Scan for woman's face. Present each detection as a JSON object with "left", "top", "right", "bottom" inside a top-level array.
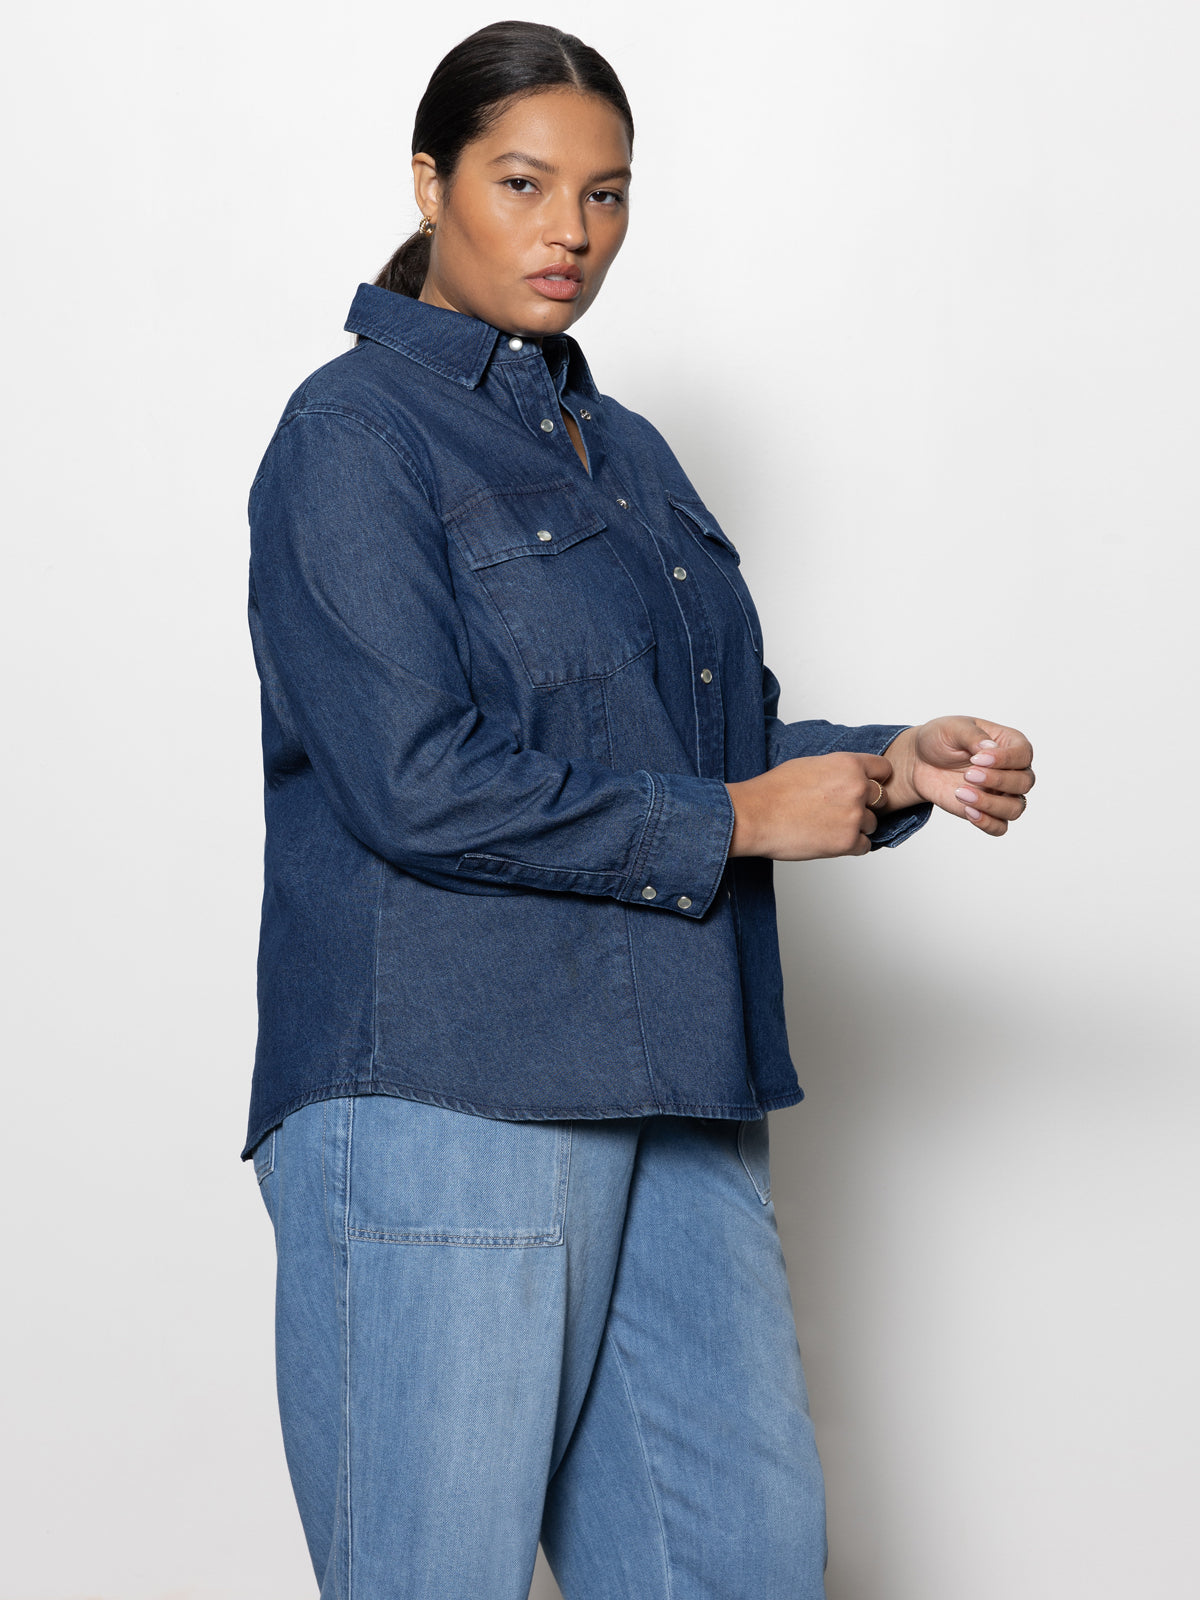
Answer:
[{"left": 412, "top": 87, "right": 632, "bottom": 340}]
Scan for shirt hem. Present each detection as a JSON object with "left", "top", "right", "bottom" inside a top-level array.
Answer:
[{"left": 241, "top": 1077, "right": 806, "bottom": 1160}]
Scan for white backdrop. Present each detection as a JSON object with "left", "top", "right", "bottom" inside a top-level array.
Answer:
[{"left": 3, "top": 3, "right": 1197, "bottom": 1597}]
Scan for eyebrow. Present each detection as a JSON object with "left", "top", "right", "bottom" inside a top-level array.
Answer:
[{"left": 487, "top": 150, "right": 632, "bottom": 185}]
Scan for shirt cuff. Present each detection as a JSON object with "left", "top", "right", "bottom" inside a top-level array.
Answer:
[
  {"left": 793, "top": 720, "right": 935, "bottom": 850},
  {"left": 870, "top": 800, "right": 934, "bottom": 849},
  {"left": 624, "top": 770, "right": 735, "bottom": 918}
]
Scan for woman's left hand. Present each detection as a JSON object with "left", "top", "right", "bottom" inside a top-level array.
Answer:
[{"left": 881, "top": 717, "right": 1035, "bottom": 836}]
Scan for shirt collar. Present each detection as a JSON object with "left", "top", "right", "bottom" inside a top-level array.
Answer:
[{"left": 344, "top": 282, "right": 600, "bottom": 401}]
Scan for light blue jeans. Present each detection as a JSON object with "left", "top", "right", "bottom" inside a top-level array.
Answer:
[{"left": 253, "top": 1094, "right": 826, "bottom": 1598}]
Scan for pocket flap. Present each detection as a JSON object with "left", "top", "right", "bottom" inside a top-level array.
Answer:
[
  {"left": 666, "top": 493, "right": 742, "bottom": 565},
  {"left": 448, "top": 483, "right": 608, "bottom": 570}
]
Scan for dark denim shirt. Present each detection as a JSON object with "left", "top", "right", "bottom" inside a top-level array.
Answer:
[{"left": 242, "top": 283, "right": 931, "bottom": 1159}]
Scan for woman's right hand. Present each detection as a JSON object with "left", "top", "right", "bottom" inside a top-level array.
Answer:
[{"left": 725, "top": 752, "right": 893, "bottom": 860}]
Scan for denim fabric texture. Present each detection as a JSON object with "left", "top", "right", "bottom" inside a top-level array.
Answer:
[
  {"left": 243, "top": 283, "right": 932, "bottom": 1159},
  {"left": 258, "top": 1095, "right": 828, "bottom": 1598}
]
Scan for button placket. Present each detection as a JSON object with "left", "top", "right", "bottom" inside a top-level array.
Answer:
[
  {"left": 638, "top": 514, "right": 727, "bottom": 780},
  {"left": 505, "top": 344, "right": 578, "bottom": 458}
]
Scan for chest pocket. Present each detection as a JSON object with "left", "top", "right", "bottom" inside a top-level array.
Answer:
[
  {"left": 447, "top": 483, "right": 654, "bottom": 687},
  {"left": 667, "top": 493, "right": 764, "bottom": 658}
]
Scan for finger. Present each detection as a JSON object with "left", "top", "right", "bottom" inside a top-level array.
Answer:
[
  {"left": 962, "top": 803, "right": 1009, "bottom": 836},
  {"left": 931, "top": 715, "right": 990, "bottom": 760},
  {"left": 860, "top": 754, "right": 893, "bottom": 784},
  {"left": 861, "top": 805, "right": 879, "bottom": 835},
  {"left": 852, "top": 829, "right": 873, "bottom": 856},
  {"left": 962, "top": 723, "right": 1035, "bottom": 771},
  {"left": 955, "top": 787, "right": 1028, "bottom": 824},
  {"left": 960, "top": 765, "right": 1036, "bottom": 796},
  {"left": 864, "top": 777, "right": 889, "bottom": 810}
]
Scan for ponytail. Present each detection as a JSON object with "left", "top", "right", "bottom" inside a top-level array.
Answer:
[{"left": 372, "top": 228, "right": 432, "bottom": 299}]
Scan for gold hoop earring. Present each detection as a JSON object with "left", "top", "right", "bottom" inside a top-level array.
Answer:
[{"left": 418, "top": 216, "right": 435, "bottom": 237}]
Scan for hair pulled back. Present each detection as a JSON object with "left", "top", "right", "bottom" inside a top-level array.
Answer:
[{"left": 371, "top": 20, "right": 634, "bottom": 300}]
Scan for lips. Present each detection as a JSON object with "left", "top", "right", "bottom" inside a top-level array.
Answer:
[
  {"left": 526, "top": 263, "right": 582, "bottom": 282},
  {"left": 525, "top": 263, "right": 583, "bottom": 301}
]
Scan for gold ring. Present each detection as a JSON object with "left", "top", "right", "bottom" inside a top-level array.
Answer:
[{"left": 867, "top": 780, "right": 886, "bottom": 809}]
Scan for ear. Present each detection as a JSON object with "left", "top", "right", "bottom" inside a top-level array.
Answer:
[{"left": 412, "top": 153, "right": 440, "bottom": 223}]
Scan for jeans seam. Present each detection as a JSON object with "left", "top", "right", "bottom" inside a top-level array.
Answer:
[
  {"left": 603, "top": 1326, "right": 673, "bottom": 1599},
  {"left": 737, "top": 1119, "right": 771, "bottom": 1205},
  {"left": 346, "top": 1229, "right": 562, "bottom": 1246},
  {"left": 254, "top": 1128, "right": 275, "bottom": 1184},
  {"left": 341, "top": 1097, "right": 355, "bottom": 1600}
]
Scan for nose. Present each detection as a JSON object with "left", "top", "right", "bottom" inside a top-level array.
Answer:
[{"left": 543, "top": 188, "right": 587, "bottom": 253}]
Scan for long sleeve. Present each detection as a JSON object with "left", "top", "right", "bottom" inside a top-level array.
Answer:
[
  {"left": 248, "top": 408, "right": 735, "bottom": 917},
  {"left": 760, "top": 660, "right": 933, "bottom": 848}
]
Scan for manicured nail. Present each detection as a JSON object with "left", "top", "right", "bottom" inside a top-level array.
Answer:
[
  {"left": 964, "top": 768, "right": 988, "bottom": 784},
  {"left": 978, "top": 739, "right": 998, "bottom": 748},
  {"left": 965, "top": 805, "right": 982, "bottom": 821},
  {"left": 970, "top": 751, "right": 997, "bottom": 766},
  {"left": 956, "top": 787, "right": 979, "bottom": 803}
]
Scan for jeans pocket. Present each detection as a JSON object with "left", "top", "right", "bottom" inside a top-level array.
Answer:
[
  {"left": 250, "top": 1127, "right": 277, "bottom": 1226},
  {"left": 252, "top": 1127, "right": 276, "bottom": 1184},
  {"left": 737, "top": 1115, "right": 771, "bottom": 1205},
  {"left": 346, "top": 1095, "right": 572, "bottom": 1247}
]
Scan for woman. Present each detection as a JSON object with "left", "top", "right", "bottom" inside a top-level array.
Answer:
[{"left": 245, "top": 21, "right": 1034, "bottom": 1599}]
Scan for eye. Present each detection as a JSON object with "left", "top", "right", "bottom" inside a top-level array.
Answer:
[
  {"left": 503, "top": 177, "right": 537, "bottom": 194},
  {"left": 589, "top": 189, "right": 626, "bottom": 207}
]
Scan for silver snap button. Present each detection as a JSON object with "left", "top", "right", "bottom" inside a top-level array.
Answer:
[
  {"left": 540, "top": 418, "right": 555, "bottom": 433},
  {"left": 700, "top": 668, "right": 713, "bottom": 683},
  {"left": 580, "top": 409, "right": 592, "bottom": 420},
  {"left": 508, "top": 337, "right": 524, "bottom": 351},
  {"left": 616, "top": 497, "right": 629, "bottom": 509},
  {"left": 673, "top": 566, "right": 687, "bottom": 580},
  {"left": 536, "top": 529, "right": 553, "bottom": 541},
  {"left": 677, "top": 895, "right": 692, "bottom": 909},
  {"left": 641, "top": 885, "right": 657, "bottom": 900}
]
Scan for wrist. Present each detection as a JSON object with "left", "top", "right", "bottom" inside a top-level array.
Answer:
[
  {"left": 881, "top": 727, "right": 923, "bottom": 810},
  {"left": 724, "top": 779, "right": 760, "bottom": 858}
]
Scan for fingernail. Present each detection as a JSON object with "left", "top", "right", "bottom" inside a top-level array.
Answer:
[
  {"left": 970, "top": 752, "right": 996, "bottom": 766},
  {"left": 964, "top": 768, "right": 988, "bottom": 784},
  {"left": 965, "top": 805, "right": 982, "bottom": 821},
  {"left": 955, "top": 787, "right": 979, "bottom": 803},
  {"left": 978, "top": 739, "right": 998, "bottom": 748}
]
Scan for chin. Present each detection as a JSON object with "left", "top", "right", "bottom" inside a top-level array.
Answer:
[
  {"left": 524, "top": 301, "right": 583, "bottom": 337},
  {"left": 492, "top": 282, "right": 590, "bottom": 340}
]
